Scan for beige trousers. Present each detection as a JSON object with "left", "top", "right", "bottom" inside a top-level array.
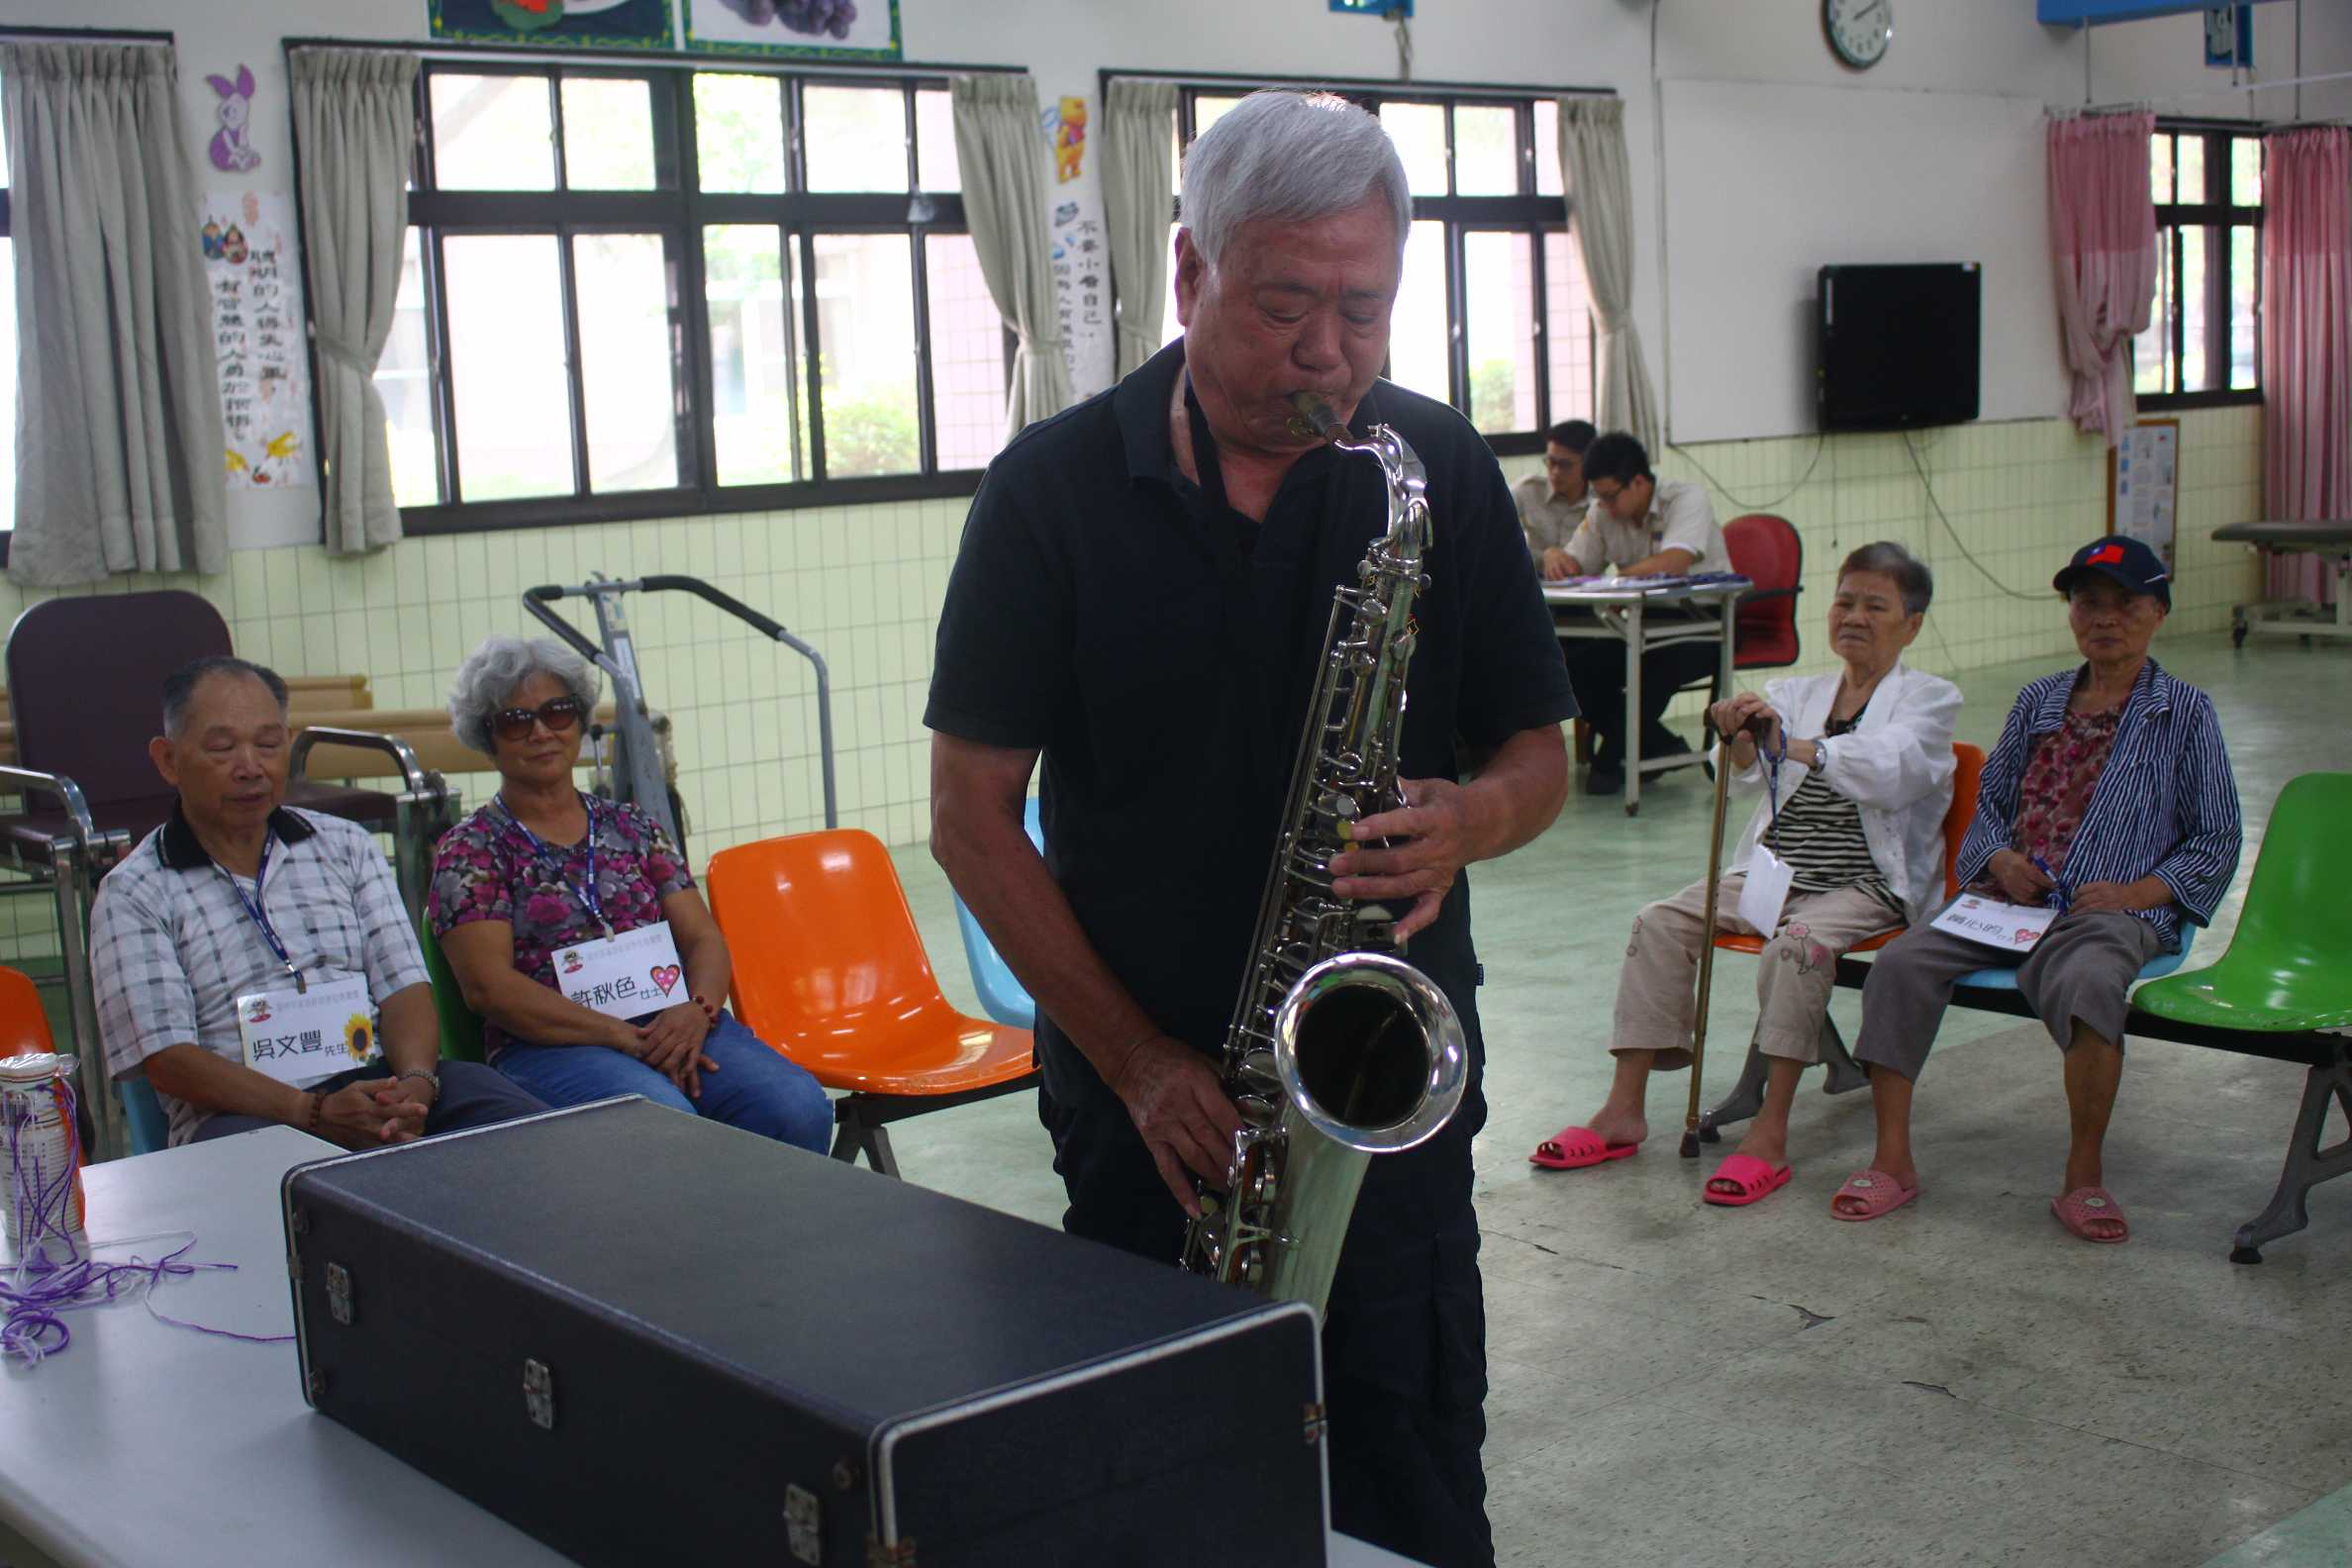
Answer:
[{"left": 1609, "top": 873, "right": 1902, "bottom": 1068}]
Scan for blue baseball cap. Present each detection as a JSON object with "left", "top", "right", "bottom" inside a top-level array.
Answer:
[{"left": 2054, "top": 536, "right": 2170, "bottom": 610}]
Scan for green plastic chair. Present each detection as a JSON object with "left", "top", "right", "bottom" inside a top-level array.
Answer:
[
  {"left": 2135, "top": 773, "right": 2352, "bottom": 1034},
  {"left": 420, "top": 922, "right": 490, "bottom": 1064}
]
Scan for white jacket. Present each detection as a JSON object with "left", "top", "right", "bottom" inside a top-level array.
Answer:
[{"left": 1715, "top": 660, "right": 1963, "bottom": 924}]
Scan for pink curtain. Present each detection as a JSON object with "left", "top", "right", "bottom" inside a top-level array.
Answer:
[
  {"left": 2261, "top": 127, "right": 2352, "bottom": 604},
  {"left": 2047, "top": 112, "right": 2158, "bottom": 444}
]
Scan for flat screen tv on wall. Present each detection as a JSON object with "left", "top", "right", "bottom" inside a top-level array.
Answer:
[{"left": 1815, "top": 262, "right": 1982, "bottom": 433}]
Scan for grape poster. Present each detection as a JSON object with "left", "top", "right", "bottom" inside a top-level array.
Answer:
[
  {"left": 684, "top": 0, "right": 902, "bottom": 60},
  {"left": 430, "top": 0, "right": 676, "bottom": 49}
]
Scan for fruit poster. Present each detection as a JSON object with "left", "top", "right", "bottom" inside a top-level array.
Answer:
[
  {"left": 684, "top": 0, "right": 903, "bottom": 60},
  {"left": 430, "top": 0, "right": 677, "bottom": 49},
  {"left": 200, "top": 192, "right": 315, "bottom": 491}
]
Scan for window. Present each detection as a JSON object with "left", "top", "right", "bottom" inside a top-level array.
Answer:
[
  {"left": 1146, "top": 82, "right": 1598, "bottom": 454},
  {"left": 2135, "top": 124, "right": 2262, "bottom": 408},
  {"left": 382, "top": 61, "right": 1009, "bottom": 531}
]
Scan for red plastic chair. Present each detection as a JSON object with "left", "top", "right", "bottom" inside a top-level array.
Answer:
[
  {"left": 1698, "top": 742, "right": 1984, "bottom": 1136},
  {"left": 1723, "top": 514, "right": 1804, "bottom": 671},
  {"left": 705, "top": 830, "right": 1037, "bottom": 1177}
]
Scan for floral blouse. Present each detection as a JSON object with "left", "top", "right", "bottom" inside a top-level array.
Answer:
[
  {"left": 427, "top": 795, "right": 693, "bottom": 1057},
  {"left": 1972, "top": 704, "right": 2122, "bottom": 897}
]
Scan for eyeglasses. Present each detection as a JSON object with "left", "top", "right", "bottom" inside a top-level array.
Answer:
[{"left": 491, "top": 696, "right": 585, "bottom": 742}]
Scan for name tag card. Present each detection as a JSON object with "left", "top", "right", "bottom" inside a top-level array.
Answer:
[
  {"left": 1929, "top": 894, "right": 2059, "bottom": 952},
  {"left": 238, "top": 974, "right": 381, "bottom": 1089},
  {"left": 554, "top": 923, "right": 688, "bottom": 1021},
  {"left": 1735, "top": 845, "right": 1796, "bottom": 936}
]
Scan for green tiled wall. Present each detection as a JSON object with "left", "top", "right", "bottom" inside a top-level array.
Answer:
[{"left": 0, "top": 407, "right": 2265, "bottom": 962}]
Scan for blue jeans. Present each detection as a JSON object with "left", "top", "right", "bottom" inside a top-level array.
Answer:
[{"left": 495, "top": 1013, "right": 833, "bottom": 1154}]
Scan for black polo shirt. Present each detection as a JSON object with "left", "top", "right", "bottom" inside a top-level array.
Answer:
[{"left": 927, "top": 339, "right": 1574, "bottom": 1126}]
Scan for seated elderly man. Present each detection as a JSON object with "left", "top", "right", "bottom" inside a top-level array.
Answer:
[
  {"left": 1532, "top": 542, "right": 1958, "bottom": 1206},
  {"left": 430, "top": 636, "right": 833, "bottom": 1152},
  {"left": 91, "top": 657, "right": 546, "bottom": 1148},
  {"left": 1837, "top": 537, "right": 2241, "bottom": 1241}
]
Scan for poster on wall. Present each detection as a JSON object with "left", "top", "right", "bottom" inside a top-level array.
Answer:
[
  {"left": 683, "top": 0, "right": 902, "bottom": 60},
  {"left": 2108, "top": 418, "right": 2179, "bottom": 563},
  {"left": 201, "top": 192, "right": 316, "bottom": 491},
  {"left": 429, "top": 0, "right": 677, "bottom": 49}
]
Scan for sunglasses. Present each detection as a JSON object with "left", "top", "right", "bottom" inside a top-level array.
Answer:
[{"left": 492, "top": 696, "right": 586, "bottom": 743}]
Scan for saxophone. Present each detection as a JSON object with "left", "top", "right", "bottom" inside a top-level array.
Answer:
[{"left": 1180, "top": 392, "right": 1469, "bottom": 1317}]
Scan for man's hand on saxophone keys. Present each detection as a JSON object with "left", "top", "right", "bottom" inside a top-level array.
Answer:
[
  {"left": 1327, "top": 776, "right": 1478, "bottom": 941},
  {"left": 1104, "top": 1032, "right": 1247, "bottom": 1217}
]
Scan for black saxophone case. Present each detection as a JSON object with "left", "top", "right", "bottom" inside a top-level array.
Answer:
[{"left": 280, "top": 1098, "right": 1327, "bottom": 1567}]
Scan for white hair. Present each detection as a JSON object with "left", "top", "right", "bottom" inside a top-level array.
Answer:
[
  {"left": 446, "top": 636, "right": 601, "bottom": 754},
  {"left": 1180, "top": 90, "right": 1412, "bottom": 272}
]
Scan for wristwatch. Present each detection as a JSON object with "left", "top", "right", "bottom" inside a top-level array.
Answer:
[{"left": 397, "top": 1068, "right": 442, "bottom": 1103}]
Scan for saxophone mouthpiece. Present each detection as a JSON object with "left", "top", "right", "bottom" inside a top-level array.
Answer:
[{"left": 1286, "top": 392, "right": 1351, "bottom": 445}]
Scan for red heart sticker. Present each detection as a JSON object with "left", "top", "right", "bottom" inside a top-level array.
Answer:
[{"left": 650, "top": 964, "right": 683, "bottom": 996}]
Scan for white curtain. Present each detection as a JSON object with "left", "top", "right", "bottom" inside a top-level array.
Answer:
[
  {"left": 2, "top": 43, "right": 226, "bottom": 587},
  {"left": 951, "top": 74, "right": 1075, "bottom": 438},
  {"left": 291, "top": 49, "right": 418, "bottom": 555},
  {"left": 1103, "top": 79, "right": 1178, "bottom": 381},
  {"left": 1557, "top": 97, "right": 1661, "bottom": 451}
]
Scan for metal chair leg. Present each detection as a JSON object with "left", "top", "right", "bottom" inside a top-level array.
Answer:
[
  {"left": 48, "top": 839, "right": 125, "bottom": 1161},
  {"left": 2230, "top": 1055, "right": 2352, "bottom": 1264},
  {"left": 1697, "top": 1037, "right": 1771, "bottom": 1141},
  {"left": 1818, "top": 1015, "right": 1869, "bottom": 1096},
  {"left": 826, "top": 1097, "right": 902, "bottom": 1178}
]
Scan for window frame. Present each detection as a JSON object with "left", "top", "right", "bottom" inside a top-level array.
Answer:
[
  {"left": 1111, "top": 69, "right": 1608, "bottom": 458},
  {"left": 2136, "top": 119, "right": 2263, "bottom": 414},
  {"left": 375, "top": 53, "right": 1011, "bottom": 537}
]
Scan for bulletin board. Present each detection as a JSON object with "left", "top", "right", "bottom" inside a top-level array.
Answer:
[{"left": 2107, "top": 418, "right": 2180, "bottom": 562}]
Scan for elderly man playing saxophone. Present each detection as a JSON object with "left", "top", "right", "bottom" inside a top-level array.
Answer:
[{"left": 924, "top": 91, "right": 1574, "bottom": 1568}]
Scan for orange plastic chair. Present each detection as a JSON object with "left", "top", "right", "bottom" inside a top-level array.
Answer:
[
  {"left": 705, "top": 830, "right": 1037, "bottom": 1177},
  {"left": 1698, "top": 741, "right": 1984, "bottom": 1138}
]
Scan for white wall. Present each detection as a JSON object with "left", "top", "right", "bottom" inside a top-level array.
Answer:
[{"left": 6, "top": 0, "right": 2349, "bottom": 526}]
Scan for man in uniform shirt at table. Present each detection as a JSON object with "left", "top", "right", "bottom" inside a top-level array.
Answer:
[
  {"left": 1514, "top": 418, "right": 1597, "bottom": 581},
  {"left": 925, "top": 91, "right": 1573, "bottom": 1568},
  {"left": 90, "top": 656, "right": 544, "bottom": 1149},
  {"left": 1554, "top": 431, "right": 1733, "bottom": 795}
]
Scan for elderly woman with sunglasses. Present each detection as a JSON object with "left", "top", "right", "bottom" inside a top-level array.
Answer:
[{"left": 427, "top": 637, "right": 833, "bottom": 1151}]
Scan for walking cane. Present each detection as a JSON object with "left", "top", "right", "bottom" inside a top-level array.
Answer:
[{"left": 1679, "top": 713, "right": 1753, "bottom": 1159}]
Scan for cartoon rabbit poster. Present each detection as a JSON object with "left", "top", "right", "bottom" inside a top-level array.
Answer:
[{"left": 199, "top": 192, "right": 316, "bottom": 491}]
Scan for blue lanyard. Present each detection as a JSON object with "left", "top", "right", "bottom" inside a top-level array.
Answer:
[
  {"left": 224, "top": 834, "right": 305, "bottom": 992},
  {"left": 499, "top": 793, "right": 612, "bottom": 935}
]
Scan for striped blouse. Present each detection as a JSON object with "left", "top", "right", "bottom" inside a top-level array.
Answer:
[
  {"left": 1764, "top": 713, "right": 1901, "bottom": 913},
  {"left": 1955, "top": 658, "right": 2242, "bottom": 949}
]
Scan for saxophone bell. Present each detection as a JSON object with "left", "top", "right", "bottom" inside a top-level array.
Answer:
[{"left": 1275, "top": 952, "right": 1467, "bottom": 1156}]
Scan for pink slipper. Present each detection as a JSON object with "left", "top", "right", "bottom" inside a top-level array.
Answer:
[
  {"left": 2050, "top": 1186, "right": 2129, "bottom": 1243},
  {"left": 1703, "top": 1153, "right": 1793, "bottom": 1207},
  {"left": 1829, "top": 1167, "right": 1918, "bottom": 1222},
  {"left": 1529, "top": 1126, "right": 1639, "bottom": 1170}
]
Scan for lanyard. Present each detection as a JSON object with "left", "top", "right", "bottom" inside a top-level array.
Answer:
[
  {"left": 499, "top": 793, "right": 612, "bottom": 935},
  {"left": 224, "top": 833, "right": 305, "bottom": 993},
  {"left": 1182, "top": 373, "right": 1231, "bottom": 515}
]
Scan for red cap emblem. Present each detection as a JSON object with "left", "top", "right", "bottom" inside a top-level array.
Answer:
[{"left": 2088, "top": 543, "right": 2126, "bottom": 565}]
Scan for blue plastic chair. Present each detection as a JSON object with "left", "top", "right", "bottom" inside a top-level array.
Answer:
[
  {"left": 953, "top": 798, "right": 1044, "bottom": 1029},
  {"left": 1956, "top": 921, "right": 2196, "bottom": 991},
  {"left": 120, "top": 1077, "right": 169, "bottom": 1156}
]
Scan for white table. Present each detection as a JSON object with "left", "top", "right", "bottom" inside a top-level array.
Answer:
[
  {"left": 0, "top": 1129, "right": 1425, "bottom": 1568},
  {"left": 1543, "top": 576, "right": 1751, "bottom": 816}
]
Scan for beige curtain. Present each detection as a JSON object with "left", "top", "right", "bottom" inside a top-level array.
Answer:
[
  {"left": 951, "top": 74, "right": 1075, "bottom": 437},
  {"left": 292, "top": 48, "right": 418, "bottom": 555},
  {"left": 1103, "top": 79, "right": 1178, "bottom": 381},
  {"left": 2, "top": 43, "right": 226, "bottom": 587},
  {"left": 1557, "top": 97, "right": 1661, "bottom": 452}
]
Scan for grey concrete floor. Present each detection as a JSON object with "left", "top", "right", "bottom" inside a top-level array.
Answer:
[{"left": 882, "top": 631, "right": 2352, "bottom": 1568}]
